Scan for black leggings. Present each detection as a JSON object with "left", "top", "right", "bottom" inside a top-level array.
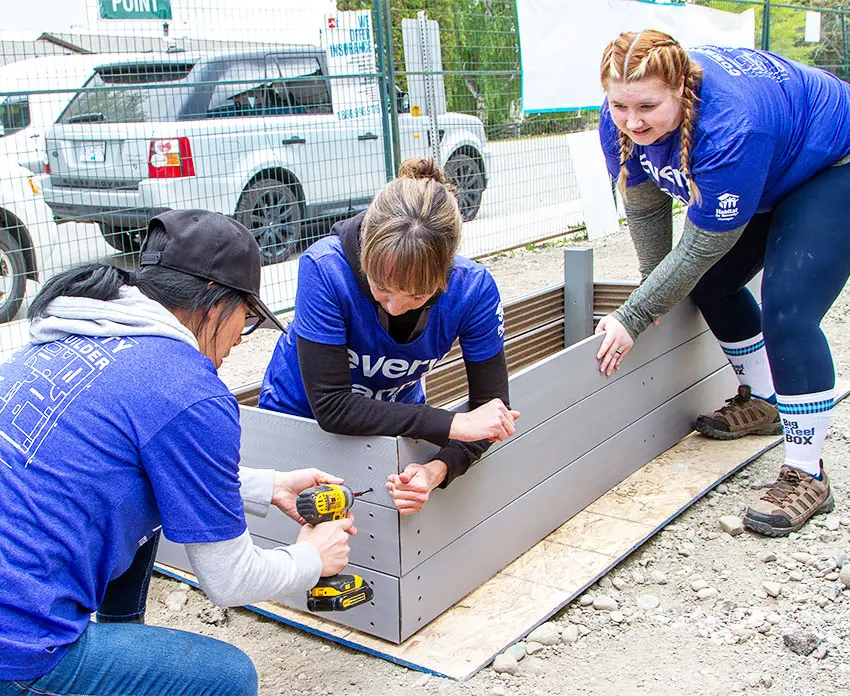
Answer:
[{"left": 689, "top": 162, "right": 850, "bottom": 396}]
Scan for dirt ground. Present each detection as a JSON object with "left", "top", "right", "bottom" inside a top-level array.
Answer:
[{"left": 150, "top": 222, "right": 850, "bottom": 696}]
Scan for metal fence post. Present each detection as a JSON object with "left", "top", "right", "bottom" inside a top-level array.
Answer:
[
  {"left": 563, "top": 248, "right": 594, "bottom": 348},
  {"left": 842, "top": 5, "right": 849, "bottom": 81},
  {"left": 761, "top": 0, "right": 771, "bottom": 52},
  {"left": 381, "top": 0, "right": 402, "bottom": 174},
  {"left": 373, "top": 0, "right": 395, "bottom": 182}
]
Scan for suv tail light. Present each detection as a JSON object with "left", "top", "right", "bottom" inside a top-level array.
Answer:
[{"left": 149, "top": 137, "right": 195, "bottom": 178}]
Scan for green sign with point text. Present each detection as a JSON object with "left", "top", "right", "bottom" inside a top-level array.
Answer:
[{"left": 99, "top": 0, "right": 172, "bottom": 20}]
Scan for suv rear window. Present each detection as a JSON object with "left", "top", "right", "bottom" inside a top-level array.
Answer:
[
  {"left": 58, "top": 55, "right": 332, "bottom": 124},
  {"left": 59, "top": 62, "right": 197, "bottom": 124}
]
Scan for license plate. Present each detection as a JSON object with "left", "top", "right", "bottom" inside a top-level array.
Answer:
[{"left": 79, "top": 142, "right": 106, "bottom": 163}]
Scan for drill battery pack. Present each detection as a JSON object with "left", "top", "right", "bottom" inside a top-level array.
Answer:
[{"left": 307, "top": 574, "right": 374, "bottom": 612}]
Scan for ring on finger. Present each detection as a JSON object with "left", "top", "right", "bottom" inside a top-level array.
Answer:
[{"left": 615, "top": 349, "right": 623, "bottom": 355}]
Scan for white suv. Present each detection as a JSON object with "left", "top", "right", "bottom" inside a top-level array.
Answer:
[{"left": 42, "top": 48, "right": 490, "bottom": 263}]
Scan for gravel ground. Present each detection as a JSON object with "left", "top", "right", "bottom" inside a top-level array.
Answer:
[{"left": 151, "top": 219, "right": 850, "bottom": 696}]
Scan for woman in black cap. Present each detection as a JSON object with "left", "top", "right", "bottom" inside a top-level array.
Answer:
[{"left": 0, "top": 210, "right": 351, "bottom": 695}]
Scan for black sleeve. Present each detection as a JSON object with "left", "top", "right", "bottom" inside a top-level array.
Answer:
[
  {"left": 297, "top": 336, "right": 454, "bottom": 444},
  {"left": 435, "top": 349, "right": 510, "bottom": 488}
]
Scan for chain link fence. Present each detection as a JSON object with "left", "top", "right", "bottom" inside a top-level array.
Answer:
[
  {"left": 0, "top": 0, "right": 848, "bottom": 374},
  {"left": 697, "top": 1, "right": 850, "bottom": 78}
]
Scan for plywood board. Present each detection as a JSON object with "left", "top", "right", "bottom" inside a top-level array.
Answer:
[{"left": 398, "top": 329, "right": 728, "bottom": 572}]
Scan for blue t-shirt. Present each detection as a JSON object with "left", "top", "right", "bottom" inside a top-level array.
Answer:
[
  {"left": 0, "top": 335, "right": 246, "bottom": 680},
  {"left": 259, "top": 235, "right": 505, "bottom": 417},
  {"left": 600, "top": 46, "right": 850, "bottom": 231}
]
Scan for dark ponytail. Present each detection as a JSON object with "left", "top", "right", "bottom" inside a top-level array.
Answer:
[{"left": 28, "top": 265, "right": 130, "bottom": 319}]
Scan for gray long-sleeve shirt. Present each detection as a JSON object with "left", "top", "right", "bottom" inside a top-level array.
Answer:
[
  {"left": 612, "top": 179, "right": 745, "bottom": 338},
  {"left": 185, "top": 467, "right": 323, "bottom": 607}
]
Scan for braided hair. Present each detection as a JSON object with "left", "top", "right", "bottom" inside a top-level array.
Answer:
[{"left": 600, "top": 30, "right": 703, "bottom": 203}]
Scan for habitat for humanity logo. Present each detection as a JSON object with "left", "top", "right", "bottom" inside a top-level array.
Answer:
[{"left": 715, "top": 193, "right": 740, "bottom": 222}]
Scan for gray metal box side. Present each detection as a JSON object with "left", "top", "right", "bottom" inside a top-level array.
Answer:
[
  {"left": 155, "top": 535, "right": 401, "bottom": 643},
  {"left": 398, "top": 367, "right": 737, "bottom": 640},
  {"left": 249, "top": 500, "right": 401, "bottom": 576},
  {"left": 397, "top": 299, "right": 715, "bottom": 469},
  {"left": 398, "top": 329, "right": 727, "bottom": 573},
  {"left": 239, "top": 405, "right": 398, "bottom": 508}
]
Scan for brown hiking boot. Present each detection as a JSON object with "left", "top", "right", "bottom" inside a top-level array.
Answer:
[
  {"left": 695, "top": 385, "right": 781, "bottom": 440},
  {"left": 743, "top": 464, "right": 833, "bottom": 537}
]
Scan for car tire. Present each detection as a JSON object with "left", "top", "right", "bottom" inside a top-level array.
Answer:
[
  {"left": 235, "top": 177, "right": 304, "bottom": 265},
  {"left": 0, "top": 229, "right": 28, "bottom": 324},
  {"left": 445, "top": 153, "right": 485, "bottom": 222},
  {"left": 100, "top": 224, "right": 141, "bottom": 254}
]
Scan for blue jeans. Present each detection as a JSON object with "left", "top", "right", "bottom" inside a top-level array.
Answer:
[{"left": 0, "top": 535, "right": 258, "bottom": 696}]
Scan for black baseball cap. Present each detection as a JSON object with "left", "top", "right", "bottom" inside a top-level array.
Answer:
[{"left": 140, "top": 209, "right": 286, "bottom": 332}]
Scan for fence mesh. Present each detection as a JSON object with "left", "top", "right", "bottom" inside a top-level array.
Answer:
[{"left": 0, "top": 0, "right": 848, "bottom": 385}]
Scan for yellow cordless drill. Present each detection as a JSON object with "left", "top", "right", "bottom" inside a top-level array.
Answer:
[{"left": 296, "top": 484, "right": 374, "bottom": 612}]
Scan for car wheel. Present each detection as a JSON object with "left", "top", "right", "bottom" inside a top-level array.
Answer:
[
  {"left": 99, "top": 224, "right": 141, "bottom": 254},
  {"left": 235, "top": 177, "right": 303, "bottom": 265},
  {"left": 0, "top": 229, "right": 28, "bottom": 324},
  {"left": 445, "top": 153, "right": 484, "bottom": 222}
]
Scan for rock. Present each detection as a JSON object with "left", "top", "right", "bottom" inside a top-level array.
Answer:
[
  {"left": 506, "top": 643, "right": 526, "bottom": 662},
  {"left": 791, "top": 552, "right": 813, "bottom": 564},
  {"left": 823, "top": 516, "right": 840, "bottom": 532},
  {"left": 632, "top": 571, "right": 646, "bottom": 585},
  {"left": 759, "top": 675, "right": 774, "bottom": 688},
  {"left": 491, "top": 685, "right": 507, "bottom": 696},
  {"left": 716, "top": 483, "right": 729, "bottom": 494},
  {"left": 597, "top": 576, "right": 613, "bottom": 590},
  {"left": 164, "top": 589, "right": 189, "bottom": 612},
  {"left": 611, "top": 577, "right": 627, "bottom": 591},
  {"left": 561, "top": 624, "right": 580, "bottom": 644},
  {"left": 637, "top": 594, "right": 660, "bottom": 611},
  {"left": 527, "top": 623, "right": 560, "bottom": 646},
  {"left": 813, "top": 644, "right": 829, "bottom": 660},
  {"left": 789, "top": 570, "right": 804, "bottom": 582},
  {"left": 762, "top": 582, "right": 782, "bottom": 598},
  {"left": 697, "top": 587, "right": 718, "bottom": 600},
  {"left": 825, "top": 572, "right": 839, "bottom": 581},
  {"left": 719, "top": 516, "right": 744, "bottom": 536},
  {"left": 783, "top": 631, "right": 820, "bottom": 656},
  {"left": 579, "top": 593, "right": 594, "bottom": 607},
  {"left": 650, "top": 570, "right": 668, "bottom": 585},
  {"left": 593, "top": 595, "right": 619, "bottom": 612},
  {"left": 766, "top": 612, "right": 781, "bottom": 625},
  {"left": 815, "top": 596, "right": 830, "bottom": 608},
  {"left": 840, "top": 518, "right": 850, "bottom": 527},
  {"left": 691, "top": 579, "right": 709, "bottom": 592},
  {"left": 677, "top": 543, "right": 695, "bottom": 557},
  {"left": 839, "top": 564, "right": 850, "bottom": 587},
  {"left": 492, "top": 652, "right": 519, "bottom": 675},
  {"left": 760, "top": 552, "right": 778, "bottom": 563},
  {"left": 610, "top": 611, "right": 625, "bottom": 624},
  {"left": 757, "top": 623, "right": 771, "bottom": 634},
  {"left": 525, "top": 641, "right": 544, "bottom": 655},
  {"left": 197, "top": 605, "right": 228, "bottom": 627},
  {"left": 412, "top": 675, "right": 430, "bottom": 688}
]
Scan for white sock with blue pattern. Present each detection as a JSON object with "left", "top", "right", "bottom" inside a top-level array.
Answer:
[
  {"left": 777, "top": 389, "right": 834, "bottom": 478},
  {"left": 718, "top": 333, "right": 776, "bottom": 402}
]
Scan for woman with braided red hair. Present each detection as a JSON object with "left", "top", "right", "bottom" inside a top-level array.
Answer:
[{"left": 595, "top": 30, "right": 850, "bottom": 537}]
